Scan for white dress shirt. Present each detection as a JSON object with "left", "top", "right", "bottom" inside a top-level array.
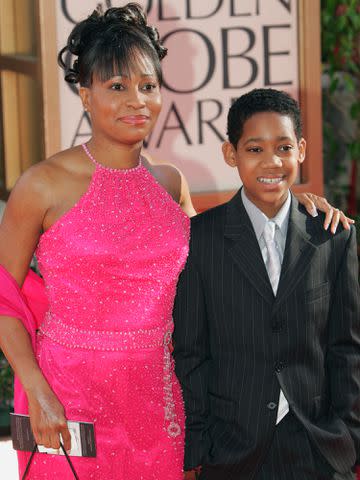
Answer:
[{"left": 241, "top": 188, "right": 291, "bottom": 424}]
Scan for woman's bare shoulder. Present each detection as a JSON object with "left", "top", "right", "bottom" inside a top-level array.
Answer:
[
  {"left": 142, "top": 152, "right": 196, "bottom": 215},
  {"left": 40, "top": 145, "right": 87, "bottom": 176},
  {"left": 143, "top": 152, "right": 182, "bottom": 201},
  {"left": 144, "top": 152, "right": 180, "bottom": 175},
  {"left": 9, "top": 146, "right": 86, "bottom": 209},
  {"left": 143, "top": 152, "right": 195, "bottom": 215},
  {"left": 152, "top": 162, "right": 182, "bottom": 186}
]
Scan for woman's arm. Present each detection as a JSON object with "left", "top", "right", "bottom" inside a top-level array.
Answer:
[
  {"left": 0, "top": 165, "right": 71, "bottom": 451},
  {"left": 141, "top": 151, "right": 197, "bottom": 217},
  {"left": 1, "top": 315, "right": 71, "bottom": 450},
  {"left": 179, "top": 172, "right": 197, "bottom": 217}
]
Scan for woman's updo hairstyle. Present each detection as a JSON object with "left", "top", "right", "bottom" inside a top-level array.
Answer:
[{"left": 58, "top": 3, "right": 168, "bottom": 86}]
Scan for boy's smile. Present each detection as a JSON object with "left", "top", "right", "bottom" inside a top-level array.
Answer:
[{"left": 223, "top": 111, "right": 306, "bottom": 218}]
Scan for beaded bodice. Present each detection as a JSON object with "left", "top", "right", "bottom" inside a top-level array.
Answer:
[{"left": 36, "top": 152, "right": 190, "bottom": 351}]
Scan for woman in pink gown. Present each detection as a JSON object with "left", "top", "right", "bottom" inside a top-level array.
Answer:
[
  {"left": 31, "top": 142, "right": 190, "bottom": 478},
  {"left": 0, "top": 4, "right": 194, "bottom": 479}
]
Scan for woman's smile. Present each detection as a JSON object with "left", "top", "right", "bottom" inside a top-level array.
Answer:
[{"left": 119, "top": 114, "right": 150, "bottom": 125}]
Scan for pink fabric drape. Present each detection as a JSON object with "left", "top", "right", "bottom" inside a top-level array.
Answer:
[
  {"left": 0, "top": 265, "right": 47, "bottom": 476},
  {"left": 0, "top": 265, "right": 47, "bottom": 414}
]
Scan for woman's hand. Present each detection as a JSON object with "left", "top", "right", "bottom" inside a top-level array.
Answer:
[
  {"left": 184, "top": 466, "right": 201, "bottom": 479},
  {"left": 27, "top": 381, "right": 71, "bottom": 452},
  {"left": 184, "top": 471, "right": 198, "bottom": 480},
  {"left": 295, "top": 192, "right": 355, "bottom": 234}
]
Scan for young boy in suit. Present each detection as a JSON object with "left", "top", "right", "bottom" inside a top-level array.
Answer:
[{"left": 173, "top": 89, "right": 360, "bottom": 480}]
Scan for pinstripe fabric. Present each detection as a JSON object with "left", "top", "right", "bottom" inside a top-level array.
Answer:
[
  {"left": 173, "top": 190, "right": 360, "bottom": 479},
  {"left": 199, "top": 413, "right": 356, "bottom": 480}
]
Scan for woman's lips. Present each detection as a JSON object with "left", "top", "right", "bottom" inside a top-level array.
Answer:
[{"left": 119, "top": 115, "right": 149, "bottom": 125}]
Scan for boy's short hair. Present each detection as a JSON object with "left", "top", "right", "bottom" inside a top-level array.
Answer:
[{"left": 227, "top": 88, "right": 303, "bottom": 147}]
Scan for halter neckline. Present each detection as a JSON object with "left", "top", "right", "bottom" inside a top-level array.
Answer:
[{"left": 82, "top": 143, "right": 142, "bottom": 173}]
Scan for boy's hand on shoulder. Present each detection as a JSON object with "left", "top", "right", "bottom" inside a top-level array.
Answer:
[{"left": 294, "top": 192, "right": 355, "bottom": 233}]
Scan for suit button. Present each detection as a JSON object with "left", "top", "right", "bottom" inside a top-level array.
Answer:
[
  {"left": 267, "top": 402, "right": 277, "bottom": 410},
  {"left": 274, "top": 361, "right": 285, "bottom": 373},
  {"left": 272, "top": 321, "right": 283, "bottom": 332}
]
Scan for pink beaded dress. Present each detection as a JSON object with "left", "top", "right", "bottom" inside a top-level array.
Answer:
[{"left": 24, "top": 145, "right": 189, "bottom": 479}]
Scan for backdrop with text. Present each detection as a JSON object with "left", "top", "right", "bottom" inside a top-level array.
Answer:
[{"left": 56, "top": 0, "right": 302, "bottom": 196}]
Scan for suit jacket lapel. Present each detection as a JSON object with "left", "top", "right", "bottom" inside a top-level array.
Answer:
[
  {"left": 273, "top": 195, "right": 318, "bottom": 313},
  {"left": 224, "top": 191, "right": 274, "bottom": 305}
]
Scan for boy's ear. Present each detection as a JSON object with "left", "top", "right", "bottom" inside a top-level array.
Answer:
[
  {"left": 222, "top": 141, "right": 238, "bottom": 168},
  {"left": 79, "top": 87, "right": 91, "bottom": 113},
  {"left": 298, "top": 138, "right": 306, "bottom": 164}
]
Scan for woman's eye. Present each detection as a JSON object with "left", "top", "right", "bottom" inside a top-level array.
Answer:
[
  {"left": 110, "top": 83, "right": 124, "bottom": 91},
  {"left": 142, "top": 83, "right": 157, "bottom": 91}
]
